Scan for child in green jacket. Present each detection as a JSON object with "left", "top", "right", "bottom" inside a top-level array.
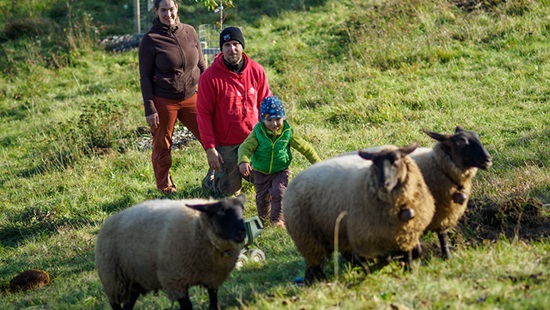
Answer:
[{"left": 238, "top": 96, "right": 321, "bottom": 227}]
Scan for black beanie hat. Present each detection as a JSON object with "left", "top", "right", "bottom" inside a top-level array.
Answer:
[{"left": 219, "top": 27, "right": 245, "bottom": 50}]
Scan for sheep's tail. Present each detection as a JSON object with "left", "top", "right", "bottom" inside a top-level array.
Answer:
[{"left": 333, "top": 211, "right": 348, "bottom": 281}]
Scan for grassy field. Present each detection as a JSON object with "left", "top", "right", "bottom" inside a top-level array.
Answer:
[{"left": 1, "top": 0, "right": 549, "bottom": 308}]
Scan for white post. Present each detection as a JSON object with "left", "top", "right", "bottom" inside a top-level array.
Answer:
[{"left": 134, "top": 0, "right": 141, "bottom": 34}]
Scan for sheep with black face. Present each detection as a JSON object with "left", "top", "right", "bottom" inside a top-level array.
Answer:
[
  {"left": 95, "top": 195, "right": 247, "bottom": 310},
  {"left": 410, "top": 126, "right": 492, "bottom": 259},
  {"left": 283, "top": 144, "right": 435, "bottom": 284}
]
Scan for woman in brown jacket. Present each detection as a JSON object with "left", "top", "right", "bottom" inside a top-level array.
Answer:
[{"left": 139, "top": 0, "right": 205, "bottom": 194}]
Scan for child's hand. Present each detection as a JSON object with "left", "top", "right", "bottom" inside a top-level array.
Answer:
[{"left": 239, "top": 162, "right": 252, "bottom": 176}]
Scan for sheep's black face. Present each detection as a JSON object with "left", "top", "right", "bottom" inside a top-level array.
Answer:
[
  {"left": 424, "top": 127, "right": 492, "bottom": 170},
  {"left": 216, "top": 204, "right": 246, "bottom": 243},
  {"left": 452, "top": 129, "right": 492, "bottom": 170},
  {"left": 359, "top": 144, "right": 417, "bottom": 193},
  {"left": 186, "top": 195, "right": 247, "bottom": 243},
  {"left": 212, "top": 196, "right": 247, "bottom": 243},
  {"left": 373, "top": 152, "right": 404, "bottom": 193}
]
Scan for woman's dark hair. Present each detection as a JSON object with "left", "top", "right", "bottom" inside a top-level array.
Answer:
[{"left": 154, "top": 0, "right": 178, "bottom": 10}]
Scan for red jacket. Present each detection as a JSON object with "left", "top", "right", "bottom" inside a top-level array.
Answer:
[{"left": 197, "top": 53, "right": 271, "bottom": 149}]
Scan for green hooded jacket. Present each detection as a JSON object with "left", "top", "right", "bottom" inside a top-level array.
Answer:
[{"left": 238, "top": 120, "right": 321, "bottom": 174}]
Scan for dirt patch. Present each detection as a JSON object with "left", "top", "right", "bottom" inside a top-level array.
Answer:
[
  {"left": 418, "top": 197, "right": 549, "bottom": 258},
  {"left": 134, "top": 125, "right": 197, "bottom": 151},
  {"left": 453, "top": 0, "right": 503, "bottom": 11},
  {"left": 458, "top": 196, "right": 550, "bottom": 243}
]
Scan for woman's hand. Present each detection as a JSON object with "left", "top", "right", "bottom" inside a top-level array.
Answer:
[{"left": 146, "top": 113, "right": 159, "bottom": 128}]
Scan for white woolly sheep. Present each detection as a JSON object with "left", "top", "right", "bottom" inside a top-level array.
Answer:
[
  {"left": 283, "top": 144, "right": 435, "bottom": 284},
  {"left": 95, "top": 195, "right": 247, "bottom": 310},
  {"left": 410, "top": 126, "right": 492, "bottom": 259}
]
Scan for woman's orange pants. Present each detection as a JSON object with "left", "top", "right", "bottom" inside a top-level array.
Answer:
[{"left": 151, "top": 94, "right": 202, "bottom": 191}]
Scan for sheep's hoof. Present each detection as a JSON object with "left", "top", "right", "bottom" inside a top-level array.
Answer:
[
  {"left": 452, "top": 192, "right": 467, "bottom": 204},
  {"left": 305, "top": 266, "right": 327, "bottom": 286},
  {"left": 399, "top": 208, "right": 415, "bottom": 222}
]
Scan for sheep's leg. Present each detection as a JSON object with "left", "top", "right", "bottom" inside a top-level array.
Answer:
[
  {"left": 121, "top": 291, "right": 140, "bottom": 310},
  {"left": 206, "top": 287, "right": 219, "bottom": 310},
  {"left": 438, "top": 232, "right": 452, "bottom": 259},
  {"left": 342, "top": 252, "right": 371, "bottom": 274},
  {"left": 109, "top": 303, "right": 122, "bottom": 310},
  {"left": 177, "top": 294, "right": 193, "bottom": 310},
  {"left": 402, "top": 250, "right": 413, "bottom": 272},
  {"left": 374, "top": 250, "right": 414, "bottom": 272},
  {"left": 305, "top": 265, "right": 327, "bottom": 285},
  {"left": 412, "top": 243, "right": 423, "bottom": 259},
  {"left": 370, "top": 255, "right": 392, "bottom": 273}
]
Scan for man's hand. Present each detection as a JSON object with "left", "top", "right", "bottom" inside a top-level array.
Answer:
[{"left": 206, "top": 148, "right": 224, "bottom": 171}]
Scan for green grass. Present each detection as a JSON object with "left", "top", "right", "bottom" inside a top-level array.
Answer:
[{"left": 1, "top": 0, "right": 549, "bottom": 308}]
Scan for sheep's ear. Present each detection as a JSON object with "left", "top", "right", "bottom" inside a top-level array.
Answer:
[
  {"left": 399, "top": 142, "right": 418, "bottom": 155},
  {"left": 235, "top": 194, "right": 247, "bottom": 205},
  {"left": 358, "top": 150, "right": 374, "bottom": 160},
  {"left": 455, "top": 126, "right": 465, "bottom": 133},
  {"left": 185, "top": 202, "right": 217, "bottom": 215},
  {"left": 422, "top": 129, "right": 450, "bottom": 142}
]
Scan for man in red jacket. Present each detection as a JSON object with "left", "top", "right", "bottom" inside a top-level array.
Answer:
[{"left": 197, "top": 27, "right": 272, "bottom": 197}]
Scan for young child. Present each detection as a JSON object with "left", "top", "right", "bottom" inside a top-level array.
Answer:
[{"left": 238, "top": 96, "right": 321, "bottom": 227}]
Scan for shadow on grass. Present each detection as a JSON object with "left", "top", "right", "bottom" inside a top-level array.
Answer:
[
  {"left": 220, "top": 257, "right": 305, "bottom": 308},
  {"left": 14, "top": 165, "right": 49, "bottom": 179},
  {"left": 418, "top": 194, "right": 550, "bottom": 261},
  {"left": 170, "top": 185, "right": 209, "bottom": 200},
  {"left": 0, "top": 195, "right": 138, "bottom": 248}
]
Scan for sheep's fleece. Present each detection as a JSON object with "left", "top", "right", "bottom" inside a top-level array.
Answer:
[
  {"left": 410, "top": 127, "right": 492, "bottom": 233},
  {"left": 283, "top": 145, "right": 435, "bottom": 280},
  {"left": 409, "top": 127, "right": 492, "bottom": 258},
  {"left": 95, "top": 195, "right": 246, "bottom": 308}
]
